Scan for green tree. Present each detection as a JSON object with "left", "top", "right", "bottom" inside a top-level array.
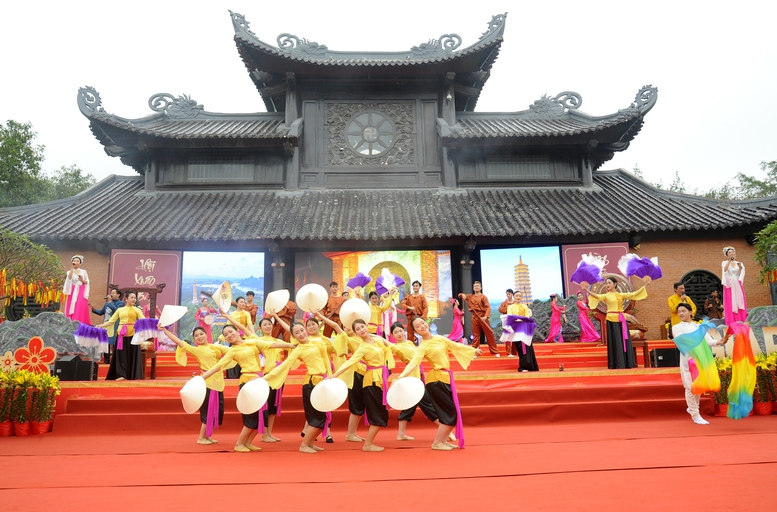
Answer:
[
  {"left": 43, "top": 164, "right": 96, "bottom": 201},
  {"left": 0, "top": 120, "right": 47, "bottom": 207},
  {"left": 736, "top": 160, "right": 777, "bottom": 199},
  {"left": 0, "top": 120, "right": 96, "bottom": 207}
]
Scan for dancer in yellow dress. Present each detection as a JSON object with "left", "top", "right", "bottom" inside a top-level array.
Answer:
[
  {"left": 397, "top": 316, "right": 481, "bottom": 450},
  {"left": 159, "top": 324, "right": 229, "bottom": 444},
  {"left": 582, "top": 277, "right": 648, "bottom": 369},
  {"left": 329, "top": 317, "right": 395, "bottom": 452},
  {"left": 201, "top": 316, "right": 293, "bottom": 452},
  {"left": 263, "top": 317, "right": 335, "bottom": 454}
]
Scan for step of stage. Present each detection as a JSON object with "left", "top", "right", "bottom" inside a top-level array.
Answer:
[
  {"left": 53, "top": 369, "right": 710, "bottom": 435},
  {"left": 95, "top": 339, "right": 680, "bottom": 379}
]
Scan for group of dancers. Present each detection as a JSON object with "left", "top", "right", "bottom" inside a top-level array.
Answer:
[{"left": 162, "top": 285, "right": 481, "bottom": 453}]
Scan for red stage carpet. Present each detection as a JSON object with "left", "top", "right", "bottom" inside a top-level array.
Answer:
[{"left": 2, "top": 417, "right": 775, "bottom": 511}]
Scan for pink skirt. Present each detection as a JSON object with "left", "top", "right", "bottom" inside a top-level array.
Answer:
[{"left": 65, "top": 286, "right": 91, "bottom": 325}]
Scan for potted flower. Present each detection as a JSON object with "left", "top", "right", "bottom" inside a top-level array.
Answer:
[
  {"left": 0, "top": 371, "right": 13, "bottom": 436},
  {"left": 10, "top": 370, "right": 35, "bottom": 435},
  {"left": 712, "top": 357, "right": 732, "bottom": 416},
  {"left": 31, "top": 372, "right": 59, "bottom": 433},
  {"left": 753, "top": 353, "right": 773, "bottom": 415}
]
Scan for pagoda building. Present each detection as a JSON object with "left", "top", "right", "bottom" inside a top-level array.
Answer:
[
  {"left": 1, "top": 11, "right": 776, "bottom": 333},
  {"left": 513, "top": 257, "right": 533, "bottom": 303}
]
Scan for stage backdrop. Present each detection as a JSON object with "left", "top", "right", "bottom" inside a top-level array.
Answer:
[
  {"left": 109, "top": 249, "right": 182, "bottom": 313},
  {"left": 561, "top": 242, "right": 630, "bottom": 296},
  {"left": 295, "top": 250, "right": 455, "bottom": 336}
]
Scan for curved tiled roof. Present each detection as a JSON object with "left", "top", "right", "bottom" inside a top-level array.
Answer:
[
  {"left": 2, "top": 171, "right": 776, "bottom": 243},
  {"left": 230, "top": 11, "right": 506, "bottom": 69}
]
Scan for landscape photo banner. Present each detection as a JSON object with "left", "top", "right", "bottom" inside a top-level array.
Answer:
[
  {"left": 561, "top": 242, "right": 629, "bottom": 296},
  {"left": 109, "top": 249, "right": 182, "bottom": 312}
]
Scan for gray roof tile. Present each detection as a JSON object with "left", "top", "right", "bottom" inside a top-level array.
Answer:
[{"left": 2, "top": 172, "right": 776, "bottom": 243}]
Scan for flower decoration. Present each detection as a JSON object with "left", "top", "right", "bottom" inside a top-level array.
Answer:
[
  {"left": 1, "top": 351, "right": 16, "bottom": 372},
  {"left": 13, "top": 337, "right": 56, "bottom": 374}
]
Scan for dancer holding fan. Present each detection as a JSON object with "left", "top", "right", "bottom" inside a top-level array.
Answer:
[
  {"left": 96, "top": 291, "right": 145, "bottom": 380},
  {"left": 160, "top": 324, "right": 229, "bottom": 444},
  {"left": 503, "top": 291, "right": 538, "bottom": 371},
  {"left": 582, "top": 276, "right": 650, "bottom": 369}
]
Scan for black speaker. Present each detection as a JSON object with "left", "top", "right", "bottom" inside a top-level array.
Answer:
[
  {"left": 54, "top": 355, "right": 98, "bottom": 381},
  {"left": 651, "top": 348, "right": 680, "bottom": 367}
]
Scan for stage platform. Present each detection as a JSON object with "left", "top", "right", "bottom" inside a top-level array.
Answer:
[{"left": 52, "top": 340, "right": 710, "bottom": 436}]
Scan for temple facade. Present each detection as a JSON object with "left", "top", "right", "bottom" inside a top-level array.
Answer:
[{"left": 1, "top": 12, "right": 776, "bottom": 335}]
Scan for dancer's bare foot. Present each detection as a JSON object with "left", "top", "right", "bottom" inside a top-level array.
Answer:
[
  {"left": 362, "top": 444, "right": 384, "bottom": 452},
  {"left": 116, "top": 377, "right": 126, "bottom": 381},
  {"left": 432, "top": 442, "right": 454, "bottom": 451},
  {"left": 444, "top": 441, "right": 458, "bottom": 448},
  {"left": 448, "top": 433, "right": 457, "bottom": 442},
  {"left": 262, "top": 435, "right": 278, "bottom": 443},
  {"left": 196, "top": 438, "right": 212, "bottom": 445},
  {"left": 396, "top": 434, "right": 414, "bottom": 441},
  {"left": 299, "top": 445, "right": 318, "bottom": 454},
  {"left": 206, "top": 437, "right": 218, "bottom": 443},
  {"left": 246, "top": 444, "right": 262, "bottom": 451},
  {"left": 270, "top": 434, "right": 281, "bottom": 442},
  {"left": 234, "top": 445, "right": 251, "bottom": 453},
  {"left": 311, "top": 444, "right": 324, "bottom": 451},
  {"left": 345, "top": 434, "right": 365, "bottom": 442}
]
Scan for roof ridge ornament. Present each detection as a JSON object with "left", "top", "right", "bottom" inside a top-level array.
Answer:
[
  {"left": 613, "top": 85, "right": 659, "bottom": 119},
  {"left": 148, "top": 93, "right": 204, "bottom": 119},
  {"left": 525, "top": 91, "right": 582, "bottom": 119},
  {"left": 229, "top": 11, "right": 255, "bottom": 37},
  {"left": 479, "top": 13, "right": 507, "bottom": 41},
  {"left": 410, "top": 34, "right": 463, "bottom": 57},
  {"left": 277, "top": 33, "right": 330, "bottom": 57},
  {"left": 77, "top": 86, "right": 110, "bottom": 119}
]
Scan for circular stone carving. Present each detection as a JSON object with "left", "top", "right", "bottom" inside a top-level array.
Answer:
[{"left": 345, "top": 111, "right": 396, "bottom": 157}]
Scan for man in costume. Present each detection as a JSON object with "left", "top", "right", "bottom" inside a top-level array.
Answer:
[
  {"left": 322, "top": 281, "right": 346, "bottom": 337},
  {"left": 271, "top": 299, "right": 297, "bottom": 342},
  {"left": 401, "top": 280, "right": 428, "bottom": 341},
  {"left": 668, "top": 282, "right": 696, "bottom": 327},
  {"left": 459, "top": 281, "right": 498, "bottom": 356}
]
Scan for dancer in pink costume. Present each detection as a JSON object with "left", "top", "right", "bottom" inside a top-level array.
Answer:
[
  {"left": 544, "top": 294, "right": 567, "bottom": 343},
  {"left": 576, "top": 291, "right": 601, "bottom": 342},
  {"left": 722, "top": 246, "right": 747, "bottom": 324},
  {"left": 447, "top": 298, "right": 465, "bottom": 343}
]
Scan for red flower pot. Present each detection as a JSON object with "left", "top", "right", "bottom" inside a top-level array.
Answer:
[
  {"left": 772, "top": 401, "right": 777, "bottom": 414},
  {"left": 13, "top": 421, "right": 32, "bottom": 436},
  {"left": 32, "top": 420, "right": 53, "bottom": 434},
  {"left": 753, "top": 401, "right": 772, "bottom": 416},
  {"left": 0, "top": 421, "right": 12, "bottom": 436},
  {"left": 713, "top": 403, "right": 728, "bottom": 417}
]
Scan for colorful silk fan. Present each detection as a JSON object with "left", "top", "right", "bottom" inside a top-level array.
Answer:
[
  {"left": 617, "top": 254, "right": 663, "bottom": 282},
  {"left": 346, "top": 272, "right": 372, "bottom": 289},
  {"left": 671, "top": 320, "right": 721, "bottom": 395},
  {"left": 375, "top": 268, "right": 405, "bottom": 296},
  {"left": 726, "top": 322, "right": 756, "bottom": 420},
  {"left": 570, "top": 254, "right": 606, "bottom": 285},
  {"left": 73, "top": 324, "right": 109, "bottom": 349},
  {"left": 504, "top": 315, "right": 537, "bottom": 346}
]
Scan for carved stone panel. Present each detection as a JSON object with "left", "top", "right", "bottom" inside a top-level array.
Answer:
[{"left": 326, "top": 103, "right": 415, "bottom": 166}]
